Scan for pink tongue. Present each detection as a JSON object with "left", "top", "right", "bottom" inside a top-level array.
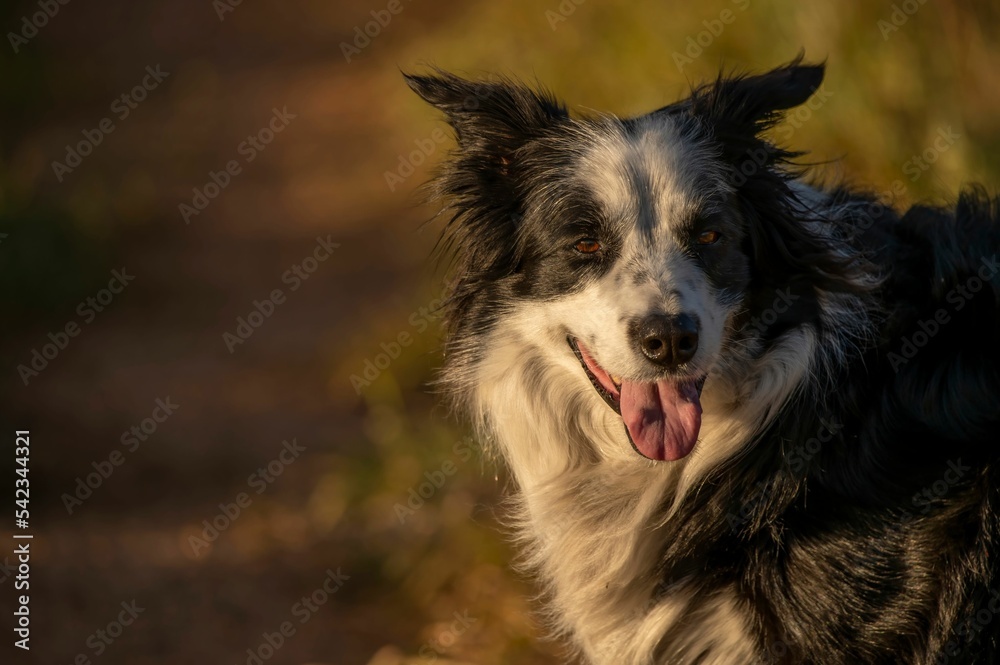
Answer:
[{"left": 620, "top": 379, "right": 702, "bottom": 461}]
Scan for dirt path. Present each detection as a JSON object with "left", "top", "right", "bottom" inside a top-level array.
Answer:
[{"left": 0, "top": 0, "right": 566, "bottom": 663}]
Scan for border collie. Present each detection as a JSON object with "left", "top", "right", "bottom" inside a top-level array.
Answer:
[{"left": 405, "top": 59, "right": 1000, "bottom": 665}]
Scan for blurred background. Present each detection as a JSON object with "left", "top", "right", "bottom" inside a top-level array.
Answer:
[{"left": 1, "top": 0, "right": 998, "bottom": 663}]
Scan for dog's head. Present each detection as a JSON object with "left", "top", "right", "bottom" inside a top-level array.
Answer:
[{"left": 408, "top": 60, "right": 864, "bottom": 463}]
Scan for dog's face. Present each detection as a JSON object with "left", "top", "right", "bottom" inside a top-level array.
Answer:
[
  {"left": 408, "top": 62, "right": 836, "bottom": 463},
  {"left": 514, "top": 118, "right": 751, "bottom": 461}
]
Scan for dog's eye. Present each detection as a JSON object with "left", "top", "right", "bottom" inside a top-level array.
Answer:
[
  {"left": 574, "top": 238, "right": 602, "bottom": 254},
  {"left": 696, "top": 230, "right": 721, "bottom": 245}
]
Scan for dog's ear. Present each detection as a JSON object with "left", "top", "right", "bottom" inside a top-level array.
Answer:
[
  {"left": 683, "top": 59, "right": 866, "bottom": 294},
  {"left": 404, "top": 70, "right": 568, "bottom": 173},
  {"left": 686, "top": 57, "right": 824, "bottom": 148},
  {"left": 404, "top": 72, "right": 568, "bottom": 283}
]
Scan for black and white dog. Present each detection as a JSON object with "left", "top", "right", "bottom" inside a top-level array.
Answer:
[{"left": 406, "top": 59, "right": 1000, "bottom": 664}]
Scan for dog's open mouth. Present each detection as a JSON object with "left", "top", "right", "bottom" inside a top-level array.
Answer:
[{"left": 569, "top": 338, "right": 705, "bottom": 462}]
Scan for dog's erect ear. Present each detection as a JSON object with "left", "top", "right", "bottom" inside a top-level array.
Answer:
[
  {"left": 404, "top": 72, "right": 568, "bottom": 283},
  {"left": 686, "top": 59, "right": 864, "bottom": 295},
  {"left": 404, "top": 70, "right": 568, "bottom": 170},
  {"left": 687, "top": 57, "right": 825, "bottom": 142}
]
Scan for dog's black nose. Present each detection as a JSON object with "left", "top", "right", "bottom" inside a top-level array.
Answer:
[{"left": 635, "top": 314, "right": 699, "bottom": 367}]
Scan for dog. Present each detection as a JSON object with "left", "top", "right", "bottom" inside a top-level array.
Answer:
[{"left": 405, "top": 58, "right": 1000, "bottom": 664}]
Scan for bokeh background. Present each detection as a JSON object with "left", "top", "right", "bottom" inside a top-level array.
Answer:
[{"left": 2, "top": 0, "right": 999, "bottom": 663}]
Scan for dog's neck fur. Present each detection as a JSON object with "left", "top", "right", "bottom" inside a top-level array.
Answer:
[{"left": 469, "top": 333, "right": 814, "bottom": 663}]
